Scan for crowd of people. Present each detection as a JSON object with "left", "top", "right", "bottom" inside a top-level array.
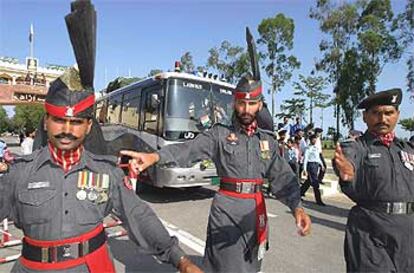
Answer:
[{"left": 275, "top": 117, "right": 327, "bottom": 205}]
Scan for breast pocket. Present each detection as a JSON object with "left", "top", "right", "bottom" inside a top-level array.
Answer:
[
  {"left": 17, "top": 188, "right": 57, "bottom": 224},
  {"left": 223, "top": 143, "right": 236, "bottom": 154},
  {"left": 76, "top": 199, "right": 104, "bottom": 225},
  {"left": 364, "top": 158, "right": 380, "bottom": 168}
]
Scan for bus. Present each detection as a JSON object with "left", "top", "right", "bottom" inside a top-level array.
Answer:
[{"left": 95, "top": 70, "right": 235, "bottom": 189}]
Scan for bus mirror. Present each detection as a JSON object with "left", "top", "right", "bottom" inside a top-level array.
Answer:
[{"left": 150, "top": 94, "right": 160, "bottom": 109}]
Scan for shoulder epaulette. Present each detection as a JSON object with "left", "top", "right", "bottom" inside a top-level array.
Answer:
[
  {"left": 341, "top": 138, "right": 356, "bottom": 144},
  {"left": 257, "top": 127, "right": 277, "bottom": 138},
  {"left": 15, "top": 149, "right": 40, "bottom": 163},
  {"left": 85, "top": 150, "right": 117, "bottom": 166}
]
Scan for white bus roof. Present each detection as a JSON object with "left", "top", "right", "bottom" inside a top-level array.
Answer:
[
  {"left": 154, "top": 72, "right": 235, "bottom": 89},
  {"left": 98, "top": 71, "right": 236, "bottom": 100}
]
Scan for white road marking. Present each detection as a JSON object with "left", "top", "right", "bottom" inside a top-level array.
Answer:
[
  {"left": 267, "top": 213, "right": 278, "bottom": 218},
  {"left": 160, "top": 218, "right": 205, "bottom": 255}
]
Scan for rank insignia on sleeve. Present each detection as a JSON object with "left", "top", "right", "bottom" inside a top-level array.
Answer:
[
  {"left": 259, "top": 140, "right": 271, "bottom": 160},
  {"left": 226, "top": 133, "right": 239, "bottom": 145}
]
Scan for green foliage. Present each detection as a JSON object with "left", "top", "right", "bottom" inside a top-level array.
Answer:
[
  {"left": 293, "top": 74, "right": 330, "bottom": 124},
  {"left": 106, "top": 76, "right": 141, "bottom": 93},
  {"left": 13, "top": 105, "right": 44, "bottom": 132},
  {"left": 393, "top": 0, "right": 414, "bottom": 94},
  {"left": 206, "top": 41, "right": 249, "bottom": 84},
  {"left": 277, "top": 98, "right": 305, "bottom": 119},
  {"left": 180, "top": 52, "right": 195, "bottom": 73},
  {"left": 257, "top": 13, "right": 301, "bottom": 118},
  {"left": 0, "top": 106, "right": 9, "bottom": 133},
  {"left": 311, "top": 0, "right": 403, "bottom": 132},
  {"left": 399, "top": 117, "right": 414, "bottom": 133},
  {"left": 148, "top": 69, "right": 163, "bottom": 77}
]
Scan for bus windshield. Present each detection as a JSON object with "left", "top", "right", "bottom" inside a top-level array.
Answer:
[{"left": 164, "top": 78, "right": 233, "bottom": 140}]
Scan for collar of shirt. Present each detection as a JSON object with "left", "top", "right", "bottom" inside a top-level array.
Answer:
[
  {"left": 33, "top": 145, "right": 101, "bottom": 174},
  {"left": 48, "top": 142, "right": 83, "bottom": 173},
  {"left": 233, "top": 119, "right": 259, "bottom": 137},
  {"left": 364, "top": 131, "right": 400, "bottom": 147}
]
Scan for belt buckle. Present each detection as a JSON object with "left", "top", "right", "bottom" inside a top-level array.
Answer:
[
  {"left": 392, "top": 202, "right": 405, "bottom": 214},
  {"left": 241, "top": 183, "right": 252, "bottom": 194},
  {"left": 61, "top": 243, "right": 79, "bottom": 260}
]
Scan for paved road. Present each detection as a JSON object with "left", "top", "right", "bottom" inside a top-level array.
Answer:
[{"left": 1, "top": 137, "right": 354, "bottom": 272}]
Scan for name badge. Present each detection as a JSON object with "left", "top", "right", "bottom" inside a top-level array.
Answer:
[
  {"left": 28, "top": 181, "right": 50, "bottom": 189},
  {"left": 368, "top": 153, "right": 382, "bottom": 159}
]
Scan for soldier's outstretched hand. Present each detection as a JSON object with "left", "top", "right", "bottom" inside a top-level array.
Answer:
[
  {"left": 294, "top": 208, "right": 311, "bottom": 236},
  {"left": 178, "top": 256, "right": 204, "bottom": 273},
  {"left": 120, "top": 150, "right": 160, "bottom": 173},
  {"left": 333, "top": 143, "right": 355, "bottom": 182}
]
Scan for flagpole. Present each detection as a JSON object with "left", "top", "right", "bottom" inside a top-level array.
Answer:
[{"left": 29, "top": 23, "right": 34, "bottom": 58}]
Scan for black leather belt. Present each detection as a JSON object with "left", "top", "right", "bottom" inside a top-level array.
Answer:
[
  {"left": 358, "top": 201, "right": 414, "bottom": 215},
  {"left": 22, "top": 229, "right": 106, "bottom": 263},
  {"left": 220, "top": 182, "right": 263, "bottom": 194}
]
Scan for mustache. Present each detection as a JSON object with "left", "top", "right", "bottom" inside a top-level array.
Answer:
[
  {"left": 54, "top": 133, "right": 78, "bottom": 141},
  {"left": 239, "top": 113, "right": 254, "bottom": 119},
  {"left": 375, "top": 123, "right": 389, "bottom": 128}
]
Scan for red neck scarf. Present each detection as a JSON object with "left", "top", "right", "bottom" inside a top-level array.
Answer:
[
  {"left": 48, "top": 142, "right": 83, "bottom": 173},
  {"left": 243, "top": 120, "right": 258, "bottom": 137},
  {"left": 372, "top": 131, "right": 396, "bottom": 147}
]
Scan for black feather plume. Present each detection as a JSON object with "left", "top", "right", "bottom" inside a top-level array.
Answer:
[
  {"left": 246, "top": 27, "right": 260, "bottom": 81},
  {"left": 65, "top": 0, "right": 96, "bottom": 90}
]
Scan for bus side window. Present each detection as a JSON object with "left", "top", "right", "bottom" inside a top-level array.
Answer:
[
  {"left": 121, "top": 92, "right": 140, "bottom": 129},
  {"left": 107, "top": 94, "right": 123, "bottom": 124}
]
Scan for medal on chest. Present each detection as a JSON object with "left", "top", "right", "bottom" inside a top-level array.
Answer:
[
  {"left": 399, "top": 151, "right": 414, "bottom": 171},
  {"left": 77, "top": 172, "right": 87, "bottom": 200},
  {"left": 259, "top": 140, "right": 271, "bottom": 160},
  {"left": 77, "top": 171, "right": 110, "bottom": 203}
]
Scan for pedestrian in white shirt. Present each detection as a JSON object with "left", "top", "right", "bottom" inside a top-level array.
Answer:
[{"left": 21, "top": 130, "right": 34, "bottom": 155}]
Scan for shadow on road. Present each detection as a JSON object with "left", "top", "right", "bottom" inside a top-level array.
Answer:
[
  {"left": 301, "top": 200, "right": 350, "bottom": 218},
  {"left": 308, "top": 214, "right": 347, "bottom": 232},
  {"left": 109, "top": 237, "right": 203, "bottom": 272},
  {"left": 137, "top": 185, "right": 216, "bottom": 204}
]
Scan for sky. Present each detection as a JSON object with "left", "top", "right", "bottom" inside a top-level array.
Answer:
[{"left": 0, "top": 0, "right": 412, "bottom": 138}]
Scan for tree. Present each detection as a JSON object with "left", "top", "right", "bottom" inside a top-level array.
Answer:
[
  {"left": 148, "top": 69, "right": 163, "bottom": 77},
  {"left": 357, "top": 0, "right": 403, "bottom": 94},
  {"left": 13, "top": 104, "right": 44, "bottom": 132},
  {"left": 310, "top": 0, "right": 403, "bottom": 138},
  {"left": 0, "top": 106, "right": 9, "bottom": 133},
  {"left": 336, "top": 48, "right": 367, "bottom": 128},
  {"left": 257, "top": 13, "right": 301, "bottom": 118},
  {"left": 399, "top": 117, "right": 414, "bottom": 135},
  {"left": 206, "top": 40, "right": 250, "bottom": 84},
  {"left": 293, "top": 74, "right": 329, "bottom": 125},
  {"left": 394, "top": 0, "right": 414, "bottom": 95},
  {"left": 277, "top": 98, "right": 306, "bottom": 120},
  {"left": 106, "top": 76, "right": 141, "bottom": 93},
  {"left": 180, "top": 52, "right": 195, "bottom": 73}
]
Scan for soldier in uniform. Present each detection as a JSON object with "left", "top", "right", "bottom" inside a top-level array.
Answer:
[
  {"left": 334, "top": 88, "right": 414, "bottom": 272},
  {"left": 0, "top": 1, "right": 202, "bottom": 273},
  {"left": 121, "top": 27, "right": 311, "bottom": 273}
]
